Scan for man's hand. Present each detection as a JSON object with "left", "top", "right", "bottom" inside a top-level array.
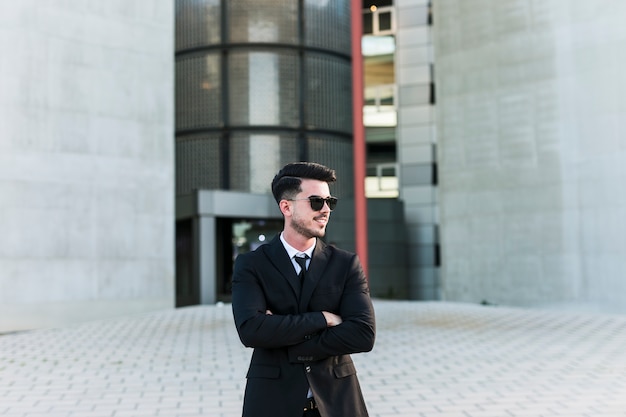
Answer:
[{"left": 322, "top": 311, "right": 343, "bottom": 327}]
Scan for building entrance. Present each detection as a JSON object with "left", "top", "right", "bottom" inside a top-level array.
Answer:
[
  {"left": 175, "top": 190, "right": 284, "bottom": 307},
  {"left": 216, "top": 218, "right": 283, "bottom": 302}
]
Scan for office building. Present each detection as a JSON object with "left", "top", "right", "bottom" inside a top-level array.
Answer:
[{"left": 4, "top": 0, "right": 626, "bottom": 332}]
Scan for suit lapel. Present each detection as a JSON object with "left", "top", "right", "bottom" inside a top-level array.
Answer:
[
  {"left": 263, "top": 236, "right": 301, "bottom": 298},
  {"left": 299, "top": 239, "right": 329, "bottom": 312}
]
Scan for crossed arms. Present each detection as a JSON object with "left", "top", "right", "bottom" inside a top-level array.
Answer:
[{"left": 231, "top": 254, "right": 376, "bottom": 362}]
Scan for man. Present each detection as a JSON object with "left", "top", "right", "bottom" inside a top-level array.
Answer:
[{"left": 232, "top": 162, "right": 376, "bottom": 417}]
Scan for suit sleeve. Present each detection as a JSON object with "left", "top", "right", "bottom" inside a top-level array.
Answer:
[
  {"left": 231, "top": 253, "right": 328, "bottom": 349},
  {"left": 287, "top": 254, "right": 376, "bottom": 362}
]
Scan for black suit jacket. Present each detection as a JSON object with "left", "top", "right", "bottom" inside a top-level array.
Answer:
[{"left": 232, "top": 236, "right": 376, "bottom": 417}]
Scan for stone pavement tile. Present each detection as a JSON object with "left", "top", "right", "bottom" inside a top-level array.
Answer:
[
  {"left": 464, "top": 414, "right": 517, "bottom": 417},
  {"left": 17, "top": 413, "right": 67, "bottom": 417},
  {"left": 3, "top": 301, "right": 626, "bottom": 416},
  {"left": 0, "top": 304, "right": 246, "bottom": 417},
  {"left": 356, "top": 301, "right": 626, "bottom": 417}
]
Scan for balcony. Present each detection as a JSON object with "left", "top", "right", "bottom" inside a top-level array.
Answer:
[
  {"left": 364, "top": 83, "right": 396, "bottom": 127},
  {"left": 366, "top": 162, "right": 399, "bottom": 198}
]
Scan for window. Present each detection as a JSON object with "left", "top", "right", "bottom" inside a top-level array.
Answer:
[{"left": 362, "top": 5, "right": 395, "bottom": 36}]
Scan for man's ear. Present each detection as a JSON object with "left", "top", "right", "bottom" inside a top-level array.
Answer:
[{"left": 278, "top": 200, "right": 291, "bottom": 217}]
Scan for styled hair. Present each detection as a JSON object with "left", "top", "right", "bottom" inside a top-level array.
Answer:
[{"left": 271, "top": 162, "right": 336, "bottom": 204}]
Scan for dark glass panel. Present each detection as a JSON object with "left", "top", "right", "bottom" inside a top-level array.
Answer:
[
  {"left": 175, "top": 134, "right": 222, "bottom": 194},
  {"left": 305, "top": 54, "right": 353, "bottom": 134},
  {"left": 229, "top": 51, "right": 300, "bottom": 128},
  {"left": 363, "top": 12, "right": 373, "bottom": 35},
  {"left": 305, "top": 0, "right": 351, "bottom": 55},
  {"left": 175, "top": 0, "right": 221, "bottom": 50},
  {"left": 229, "top": 0, "right": 298, "bottom": 44},
  {"left": 175, "top": 219, "right": 198, "bottom": 307},
  {"left": 176, "top": 54, "right": 222, "bottom": 130},
  {"left": 229, "top": 132, "right": 299, "bottom": 193},
  {"left": 378, "top": 10, "right": 392, "bottom": 31},
  {"left": 362, "top": 0, "right": 393, "bottom": 7}
]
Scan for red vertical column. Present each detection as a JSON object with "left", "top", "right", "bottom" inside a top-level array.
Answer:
[{"left": 351, "top": 0, "right": 368, "bottom": 279}]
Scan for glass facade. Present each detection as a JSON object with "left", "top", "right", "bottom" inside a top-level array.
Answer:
[
  {"left": 175, "top": 0, "right": 354, "bottom": 196},
  {"left": 175, "top": 54, "right": 221, "bottom": 131},
  {"left": 228, "top": 51, "right": 300, "bottom": 128},
  {"left": 175, "top": 133, "right": 223, "bottom": 191}
]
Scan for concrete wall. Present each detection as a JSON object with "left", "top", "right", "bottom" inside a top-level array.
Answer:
[
  {"left": 435, "top": 0, "right": 626, "bottom": 311},
  {"left": 367, "top": 198, "right": 409, "bottom": 299},
  {"left": 395, "top": 0, "right": 439, "bottom": 300},
  {"left": 0, "top": 1, "right": 175, "bottom": 331}
]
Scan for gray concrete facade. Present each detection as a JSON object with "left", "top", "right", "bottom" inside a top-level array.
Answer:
[
  {"left": 395, "top": 0, "right": 440, "bottom": 300},
  {"left": 0, "top": 1, "right": 175, "bottom": 332},
  {"left": 435, "top": 1, "right": 626, "bottom": 310},
  {"left": 366, "top": 198, "right": 409, "bottom": 299}
]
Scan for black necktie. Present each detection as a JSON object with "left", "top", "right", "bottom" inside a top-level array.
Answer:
[{"left": 294, "top": 255, "right": 309, "bottom": 282}]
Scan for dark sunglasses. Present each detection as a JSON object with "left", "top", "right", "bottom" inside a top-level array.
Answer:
[{"left": 288, "top": 195, "right": 338, "bottom": 211}]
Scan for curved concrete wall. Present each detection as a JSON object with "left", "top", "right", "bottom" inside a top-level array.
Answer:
[
  {"left": 435, "top": 0, "right": 626, "bottom": 311},
  {"left": 0, "top": 1, "right": 175, "bottom": 331}
]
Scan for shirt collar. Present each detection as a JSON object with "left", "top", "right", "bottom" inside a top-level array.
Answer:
[{"left": 280, "top": 232, "right": 316, "bottom": 259}]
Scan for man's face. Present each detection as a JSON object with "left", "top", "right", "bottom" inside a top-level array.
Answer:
[{"left": 288, "top": 178, "right": 333, "bottom": 239}]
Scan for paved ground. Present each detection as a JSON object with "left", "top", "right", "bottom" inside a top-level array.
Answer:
[{"left": 1, "top": 300, "right": 626, "bottom": 417}]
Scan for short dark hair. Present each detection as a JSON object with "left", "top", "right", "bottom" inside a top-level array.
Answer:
[{"left": 271, "top": 162, "right": 337, "bottom": 204}]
